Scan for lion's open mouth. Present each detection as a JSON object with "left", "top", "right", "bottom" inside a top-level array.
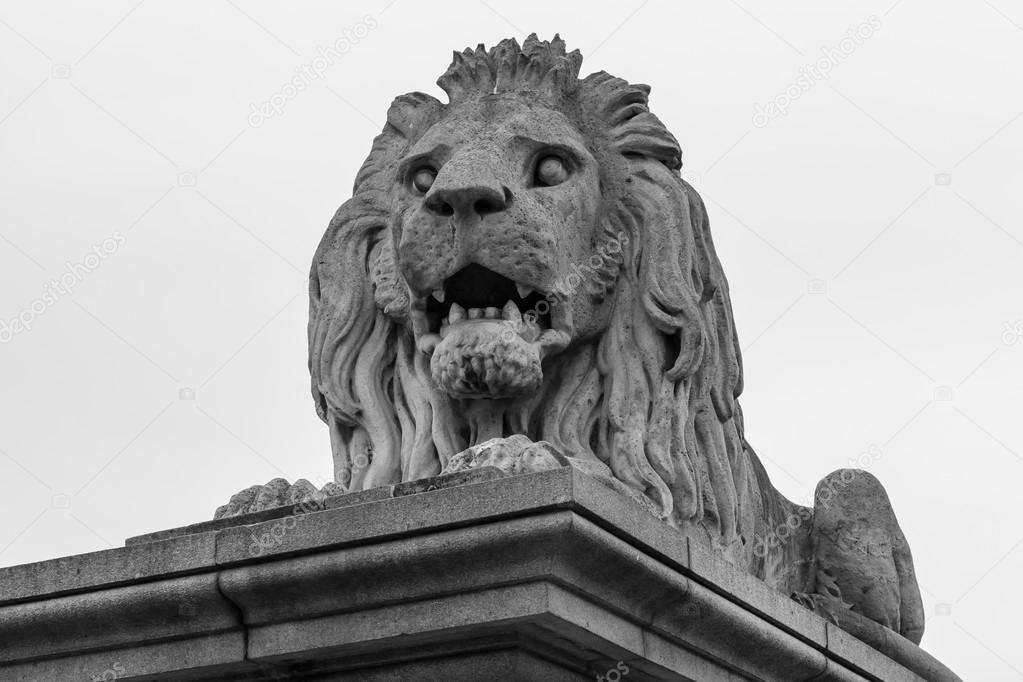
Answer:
[
  {"left": 409, "top": 263, "right": 572, "bottom": 359},
  {"left": 429, "top": 263, "right": 550, "bottom": 328}
]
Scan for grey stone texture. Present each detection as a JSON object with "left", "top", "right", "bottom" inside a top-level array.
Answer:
[
  {"left": 223, "top": 33, "right": 927, "bottom": 649},
  {"left": 0, "top": 467, "right": 961, "bottom": 680}
]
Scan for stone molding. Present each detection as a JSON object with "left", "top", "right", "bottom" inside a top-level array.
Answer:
[{"left": 0, "top": 468, "right": 960, "bottom": 681}]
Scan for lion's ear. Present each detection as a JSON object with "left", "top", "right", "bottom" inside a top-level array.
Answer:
[
  {"left": 351, "top": 92, "right": 443, "bottom": 195},
  {"left": 386, "top": 92, "right": 443, "bottom": 139}
]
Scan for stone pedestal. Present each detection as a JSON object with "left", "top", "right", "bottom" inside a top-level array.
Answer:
[{"left": 0, "top": 467, "right": 959, "bottom": 681}]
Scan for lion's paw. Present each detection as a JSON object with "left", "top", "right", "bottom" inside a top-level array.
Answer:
[
  {"left": 441, "top": 435, "right": 569, "bottom": 476},
  {"left": 213, "top": 477, "right": 344, "bottom": 520}
]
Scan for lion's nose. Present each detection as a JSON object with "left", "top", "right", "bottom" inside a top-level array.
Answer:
[{"left": 424, "top": 171, "right": 509, "bottom": 220}]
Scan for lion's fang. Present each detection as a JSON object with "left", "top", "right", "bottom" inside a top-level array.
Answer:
[
  {"left": 449, "top": 303, "right": 466, "bottom": 322},
  {"left": 515, "top": 283, "right": 533, "bottom": 299},
  {"left": 432, "top": 289, "right": 445, "bottom": 303},
  {"left": 503, "top": 300, "right": 521, "bottom": 323}
]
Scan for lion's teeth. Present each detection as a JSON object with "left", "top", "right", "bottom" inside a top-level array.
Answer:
[
  {"left": 502, "top": 300, "right": 521, "bottom": 323},
  {"left": 485, "top": 307, "right": 500, "bottom": 319},
  {"left": 468, "top": 308, "right": 483, "bottom": 320},
  {"left": 515, "top": 283, "right": 533, "bottom": 299},
  {"left": 449, "top": 303, "right": 466, "bottom": 322},
  {"left": 431, "top": 289, "right": 445, "bottom": 303}
]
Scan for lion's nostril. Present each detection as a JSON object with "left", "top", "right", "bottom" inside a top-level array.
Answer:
[
  {"left": 474, "top": 196, "right": 505, "bottom": 216},
  {"left": 425, "top": 184, "right": 508, "bottom": 220},
  {"left": 425, "top": 194, "right": 455, "bottom": 217}
]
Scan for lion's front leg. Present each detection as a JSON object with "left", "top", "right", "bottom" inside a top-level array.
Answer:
[
  {"left": 800, "top": 469, "right": 924, "bottom": 644},
  {"left": 441, "top": 435, "right": 571, "bottom": 476}
]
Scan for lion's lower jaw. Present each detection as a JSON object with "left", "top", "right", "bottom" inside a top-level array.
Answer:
[{"left": 430, "top": 324, "right": 544, "bottom": 398}]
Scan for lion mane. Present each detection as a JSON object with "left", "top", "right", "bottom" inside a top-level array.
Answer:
[{"left": 308, "top": 35, "right": 787, "bottom": 567}]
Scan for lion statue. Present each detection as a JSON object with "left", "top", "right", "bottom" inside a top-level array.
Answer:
[{"left": 216, "top": 35, "right": 924, "bottom": 645}]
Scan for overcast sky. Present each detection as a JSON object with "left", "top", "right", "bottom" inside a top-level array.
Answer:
[{"left": 1, "top": 1, "right": 1020, "bottom": 678}]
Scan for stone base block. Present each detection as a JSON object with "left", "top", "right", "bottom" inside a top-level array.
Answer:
[{"left": 0, "top": 467, "right": 960, "bottom": 681}]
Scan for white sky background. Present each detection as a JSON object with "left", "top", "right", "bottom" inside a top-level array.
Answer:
[{"left": 0, "top": 0, "right": 1020, "bottom": 678}]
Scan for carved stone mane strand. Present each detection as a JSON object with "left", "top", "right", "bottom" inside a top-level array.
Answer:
[{"left": 309, "top": 35, "right": 761, "bottom": 556}]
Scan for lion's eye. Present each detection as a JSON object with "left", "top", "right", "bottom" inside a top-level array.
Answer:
[
  {"left": 412, "top": 168, "right": 436, "bottom": 193},
  {"left": 535, "top": 156, "right": 568, "bottom": 187}
]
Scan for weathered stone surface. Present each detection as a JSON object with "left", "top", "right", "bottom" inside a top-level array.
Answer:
[
  {"left": 0, "top": 468, "right": 959, "bottom": 680},
  {"left": 125, "top": 468, "right": 505, "bottom": 547},
  {"left": 0, "top": 574, "right": 239, "bottom": 663},
  {"left": 391, "top": 464, "right": 505, "bottom": 495},
  {"left": 214, "top": 467, "right": 575, "bottom": 564},
  {"left": 809, "top": 469, "right": 925, "bottom": 643},
  {"left": 0, "top": 530, "right": 215, "bottom": 603},
  {"left": 209, "top": 33, "right": 933, "bottom": 651},
  {"left": 0, "top": 635, "right": 248, "bottom": 682},
  {"left": 213, "top": 477, "right": 345, "bottom": 520},
  {"left": 290, "top": 650, "right": 598, "bottom": 682},
  {"left": 687, "top": 539, "right": 829, "bottom": 650}
]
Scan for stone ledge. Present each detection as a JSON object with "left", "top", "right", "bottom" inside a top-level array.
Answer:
[
  {"left": 123, "top": 467, "right": 506, "bottom": 547},
  {"left": 0, "top": 531, "right": 216, "bottom": 607},
  {"left": 0, "top": 467, "right": 960, "bottom": 681}
]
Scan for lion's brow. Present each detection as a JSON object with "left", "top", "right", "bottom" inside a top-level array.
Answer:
[
  {"left": 507, "top": 133, "right": 587, "bottom": 157},
  {"left": 397, "top": 144, "right": 453, "bottom": 170}
]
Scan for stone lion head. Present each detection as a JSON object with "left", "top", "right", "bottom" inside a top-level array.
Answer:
[{"left": 309, "top": 35, "right": 747, "bottom": 539}]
